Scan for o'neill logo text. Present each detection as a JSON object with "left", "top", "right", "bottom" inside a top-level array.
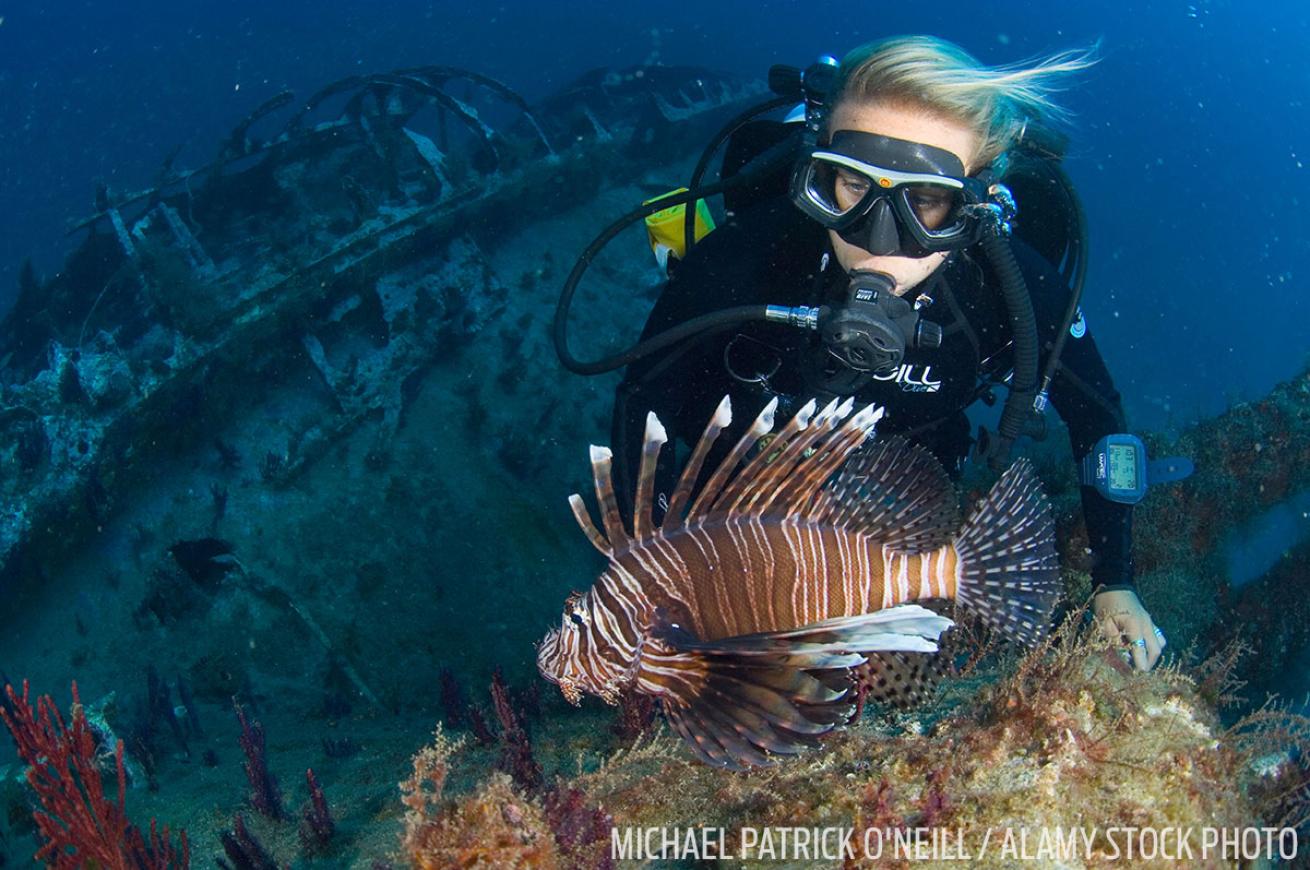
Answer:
[{"left": 873, "top": 364, "right": 942, "bottom": 393}]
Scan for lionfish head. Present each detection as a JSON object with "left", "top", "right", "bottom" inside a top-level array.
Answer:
[{"left": 536, "top": 590, "right": 604, "bottom": 706}]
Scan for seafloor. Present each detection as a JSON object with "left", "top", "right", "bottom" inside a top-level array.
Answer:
[{"left": 0, "top": 64, "right": 1307, "bottom": 869}]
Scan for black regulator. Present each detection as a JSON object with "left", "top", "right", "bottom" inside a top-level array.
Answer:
[{"left": 818, "top": 270, "right": 942, "bottom": 375}]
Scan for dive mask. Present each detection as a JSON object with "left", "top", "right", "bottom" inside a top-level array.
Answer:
[{"left": 790, "top": 129, "right": 991, "bottom": 257}]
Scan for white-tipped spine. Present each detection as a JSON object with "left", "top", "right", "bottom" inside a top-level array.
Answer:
[
  {"left": 712, "top": 394, "right": 733, "bottom": 428},
  {"left": 848, "top": 404, "right": 884, "bottom": 434},
  {"left": 664, "top": 396, "right": 734, "bottom": 531},
  {"left": 589, "top": 443, "right": 631, "bottom": 550},
  {"left": 568, "top": 492, "right": 612, "bottom": 556},
  {"left": 635, "top": 412, "right": 670, "bottom": 541},
  {"left": 692, "top": 396, "right": 781, "bottom": 519},
  {"left": 792, "top": 397, "right": 817, "bottom": 430},
  {"left": 809, "top": 397, "right": 840, "bottom": 431},
  {"left": 757, "top": 395, "right": 780, "bottom": 432},
  {"left": 643, "top": 412, "right": 668, "bottom": 449}
]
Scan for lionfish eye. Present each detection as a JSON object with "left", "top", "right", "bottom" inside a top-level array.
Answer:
[{"left": 564, "top": 590, "right": 589, "bottom": 628}]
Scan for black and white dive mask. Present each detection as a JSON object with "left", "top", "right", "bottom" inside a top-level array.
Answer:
[{"left": 790, "top": 129, "right": 990, "bottom": 258}]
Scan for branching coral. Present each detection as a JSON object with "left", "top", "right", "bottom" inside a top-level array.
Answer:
[
  {"left": 233, "top": 700, "right": 285, "bottom": 821},
  {"left": 491, "top": 668, "right": 543, "bottom": 793},
  {"left": 406, "top": 774, "right": 561, "bottom": 869},
  {"left": 215, "top": 814, "right": 278, "bottom": 870},
  {"left": 0, "top": 681, "right": 190, "bottom": 869},
  {"left": 609, "top": 691, "right": 656, "bottom": 745},
  {"left": 299, "top": 768, "right": 335, "bottom": 854},
  {"left": 399, "top": 723, "right": 465, "bottom": 858},
  {"left": 543, "top": 787, "right": 614, "bottom": 870}
]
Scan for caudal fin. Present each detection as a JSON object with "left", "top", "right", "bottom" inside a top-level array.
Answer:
[{"left": 953, "top": 459, "right": 1060, "bottom": 646}]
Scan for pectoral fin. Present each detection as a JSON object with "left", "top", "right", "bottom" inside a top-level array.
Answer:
[{"left": 636, "top": 605, "right": 954, "bottom": 769}]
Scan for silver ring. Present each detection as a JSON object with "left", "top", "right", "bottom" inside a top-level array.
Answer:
[{"left": 1133, "top": 638, "right": 1147, "bottom": 648}]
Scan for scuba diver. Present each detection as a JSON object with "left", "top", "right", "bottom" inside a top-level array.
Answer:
[{"left": 556, "top": 36, "right": 1181, "bottom": 671}]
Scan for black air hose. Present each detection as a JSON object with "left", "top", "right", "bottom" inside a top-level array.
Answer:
[
  {"left": 559, "top": 305, "right": 776, "bottom": 375},
  {"left": 980, "top": 227, "right": 1040, "bottom": 470},
  {"left": 553, "top": 138, "right": 800, "bottom": 376}
]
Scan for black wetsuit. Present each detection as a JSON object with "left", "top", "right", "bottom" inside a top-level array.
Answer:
[{"left": 612, "top": 195, "right": 1136, "bottom": 594}]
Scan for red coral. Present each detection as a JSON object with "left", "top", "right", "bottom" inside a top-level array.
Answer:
[
  {"left": 490, "top": 669, "right": 542, "bottom": 793},
  {"left": 234, "top": 700, "right": 285, "bottom": 820},
  {"left": 0, "top": 681, "right": 189, "bottom": 869},
  {"left": 610, "top": 691, "right": 656, "bottom": 743},
  {"left": 917, "top": 768, "right": 952, "bottom": 828},
  {"left": 299, "top": 768, "right": 335, "bottom": 854},
  {"left": 857, "top": 778, "right": 904, "bottom": 832},
  {"left": 544, "top": 787, "right": 613, "bottom": 869},
  {"left": 845, "top": 779, "right": 904, "bottom": 870},
  {"left": 466, "top": 705, "right": 495, "bottom": 746}
]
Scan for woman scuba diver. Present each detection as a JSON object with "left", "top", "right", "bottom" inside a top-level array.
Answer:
[{"left": 562, "top": 36, "right": 1169, "bottom": 671}]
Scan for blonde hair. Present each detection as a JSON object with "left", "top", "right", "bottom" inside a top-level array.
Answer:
[{"left": 832, "top": 35, "right": 1099, "bottom": 170}]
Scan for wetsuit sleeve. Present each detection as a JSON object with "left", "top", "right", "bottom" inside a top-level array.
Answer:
[
  {"left": 1016, "top": 244, "right": 1136, "bottom": 594},
  {"left": 1049, "top": 325, "right": 1136, "bottom": 593}
]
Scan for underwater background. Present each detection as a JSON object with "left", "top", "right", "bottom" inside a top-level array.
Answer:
[
  {"left": 4, "top": 0, "right": 1309, "bottom": 428},
  {"left": 0, "top": 0, "right": 1308, "bottom": 867}
]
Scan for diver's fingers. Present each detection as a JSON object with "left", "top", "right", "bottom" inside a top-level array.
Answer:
[
  {"left": 1095, "top": 612, "right": 1127, "bottom": 644},
  {"left": 1129, "top": 636, "right": 1150, "bottom": 671},
  {"left": 1143, "top": 631, "right": 1164, "bottom": 670}
]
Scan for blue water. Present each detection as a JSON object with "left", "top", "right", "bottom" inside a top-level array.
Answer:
[{"left": 2, "top": 1, "right": 1308, "bottom": 431}]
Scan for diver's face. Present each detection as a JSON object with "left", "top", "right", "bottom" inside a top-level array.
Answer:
[{"left": 826, "top": 101, "right": 981, "bottom": 296}]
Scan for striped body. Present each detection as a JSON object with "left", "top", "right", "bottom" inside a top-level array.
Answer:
[
  {"left": 538, "top": 395, "right": 1059, "bottom": 768},
  {"left": 612, "top": 519, "right": 960, "bottom": 641}
]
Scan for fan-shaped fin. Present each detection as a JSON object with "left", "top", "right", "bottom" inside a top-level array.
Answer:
[
  {"left": 637, "top": 604, "right": 954, "bottom": 768},
  {"left": 813, "top": 436, "right": 961, "bottom": 553}
]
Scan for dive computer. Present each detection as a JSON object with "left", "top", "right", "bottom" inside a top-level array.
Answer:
[{"left": 1078, "top": 434, "right": 1193, "bottom": 504}]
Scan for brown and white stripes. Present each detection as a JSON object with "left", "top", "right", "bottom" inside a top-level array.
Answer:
[
  {"left": 604, "top": 517, "right": 961, "bottom": 642},
  {"left": 540, "top": 395, "right": 930, "bottom": 703}
]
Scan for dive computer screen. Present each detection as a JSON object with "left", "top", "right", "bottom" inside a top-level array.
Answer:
[{"left": 1107, "top": 442, "right": 1139, "bottom": 491}]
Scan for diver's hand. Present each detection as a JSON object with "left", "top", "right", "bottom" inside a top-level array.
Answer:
[{"left": 1093, "top": 589, "right": 1165, "bottom": 671}]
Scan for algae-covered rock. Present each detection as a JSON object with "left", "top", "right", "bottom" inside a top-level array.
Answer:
[{"left": 404, "top": 621, "right": 1303, "bottom": 869}]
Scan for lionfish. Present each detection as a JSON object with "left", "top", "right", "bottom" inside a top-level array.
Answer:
[{"left": 536, "top": 396, "right": 1059, "bottom": 769}]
